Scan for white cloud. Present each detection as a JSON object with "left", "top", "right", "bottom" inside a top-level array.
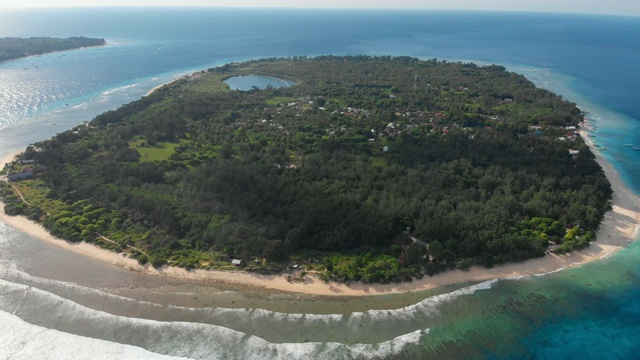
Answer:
[{"left": 1, "top": 0, "right": 638, "bottom": 16}]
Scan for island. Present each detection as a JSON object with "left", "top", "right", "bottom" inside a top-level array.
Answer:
[
  {"left": 0, "top": 56, "right": 612, "bottom": 284},
  {"left": 0, "top": 37, "right": 106, "bottom": 63}
]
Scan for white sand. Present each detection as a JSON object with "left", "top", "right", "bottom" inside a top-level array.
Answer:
[
  {"left": 0, "top": 150, "right": 22, "bottom": 169},
  {"left": 1, "top": 121, "right": 638, "bottom": 296},
  {"left": 145, "top": 84, "right": 165, "bottom": 96}
]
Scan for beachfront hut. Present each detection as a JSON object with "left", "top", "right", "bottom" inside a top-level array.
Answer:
[
  {"left": 231, "top": 259, "right": 244, "bottom": 266},
  {"left": 31, "top": 165, "right": 47, "bottom": 173},
  {"left": 7, "top": 168, "right": 35, "bottom": 181},
  {"left": 8, "top": 172, "right": 33, "bottom": 181}
]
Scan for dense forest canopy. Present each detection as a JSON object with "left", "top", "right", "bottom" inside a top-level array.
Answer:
[
  {"left": 1, "top": 56, "right": 611, "bottom": 283},
  {"left": 0, "top": 37, "right": 106, "bottom": 63}
]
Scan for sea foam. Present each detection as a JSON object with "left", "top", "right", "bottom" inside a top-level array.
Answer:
[
  {"left": 0, "top": 278, "right": 429, "bottom": 359},
  {"left": 0, "top": 310, "right": 187, "bottom": 360},
  {"left": 0, "top": 232, "right": 499, "bottom": 346}
]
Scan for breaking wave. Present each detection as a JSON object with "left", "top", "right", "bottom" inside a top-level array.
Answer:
[{"left": 0, "top": 279, "right": 429, "bottom": 360}]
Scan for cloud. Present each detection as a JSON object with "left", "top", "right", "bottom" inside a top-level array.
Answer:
[{"left": 1, "top": 0, "right": 638, "bottom": 16}]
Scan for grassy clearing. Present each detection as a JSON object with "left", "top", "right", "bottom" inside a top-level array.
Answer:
[
  {"left": 10, "top": 178, "right": 66, "bottom": 215},
  {"left": 264, "top": 96, "right": 298, "bottom": 106},
  {"left": 129, "top": 138, "right": 190, "bottom": 162},
  {"left": 182, "top": 73, "right": 231, "bottom": 93},
  {"left": 370, "top": 156, "right": 387, "bottom": 167}
]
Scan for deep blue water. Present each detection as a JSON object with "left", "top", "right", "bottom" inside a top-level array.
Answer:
[{"left": 0, "top": 8, "right": 639, "bottom": 359}]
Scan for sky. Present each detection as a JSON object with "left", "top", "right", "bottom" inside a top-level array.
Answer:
[{"left": 0, "top": 0, "right": 638, "bottom": 17}]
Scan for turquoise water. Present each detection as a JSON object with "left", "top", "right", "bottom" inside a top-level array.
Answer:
[{"left": 0, "top": 8, "right": 639, "bottom": 359}]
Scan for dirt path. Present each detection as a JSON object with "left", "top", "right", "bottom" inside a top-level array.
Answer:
[
  {"left": 8, "top": 183, "right": 31, "bottom": 206},
  {"left": 1, "top": 175, "right": 31, "bottom": 206},
  {"left": 96, "top": 233, "right": 149, "bottom": 257}
]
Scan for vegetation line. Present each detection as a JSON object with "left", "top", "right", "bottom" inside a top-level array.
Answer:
[
  {"left": 96, "top": 233, "right": 149, "bottom": 258},
  {"left": 0, "top": 56, "right": 611, "bottom": 283},
  {"left": 0, "top": 37, "right": 106, "bottom": 63}
]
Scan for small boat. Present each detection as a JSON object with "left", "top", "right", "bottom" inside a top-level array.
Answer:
[{"left": 633, "top": 147, "right": 640, "bottom": 150}]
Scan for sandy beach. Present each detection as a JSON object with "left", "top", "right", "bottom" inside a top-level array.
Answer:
[
  {"left": 1, "top": 123, "right": 639, "bottom": 297},
  {"left": 145, "top": 83, "right": 166, "bottom": 96}
]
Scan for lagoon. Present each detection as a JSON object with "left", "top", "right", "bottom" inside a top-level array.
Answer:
[
  {"left": 224, "top": 74, "right": 295, "bottom": 90},
  {"left": 0, "top": 8, "right": 639, "bottom": 359}
]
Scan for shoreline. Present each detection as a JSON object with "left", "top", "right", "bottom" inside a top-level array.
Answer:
[
  {"left": 145, "top": 83, "right": 167, "bottom": 97},
  {"left": 0, "top": 41, "right": 107, "bottom": 66},
  {"left": 145, "top": 69, "right": 207, "bottom": 97},
  {"left": 0, "top": 120, "right": 638, "bottom": 297}
]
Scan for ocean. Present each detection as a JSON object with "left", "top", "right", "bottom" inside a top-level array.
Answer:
[{"left": 0, "top": 8, "right": 639, "bottom": 359}]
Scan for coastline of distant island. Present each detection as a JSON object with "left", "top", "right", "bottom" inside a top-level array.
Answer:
[{"left": 0, "top": 37, "right": 106, "bottom": 63}]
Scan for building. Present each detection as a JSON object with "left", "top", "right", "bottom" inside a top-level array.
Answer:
[
  {"left": 7, "top": 168, "right": 35, "bottom": 181},
  {"left": 31, "top": 165, "right": 47, "bottom": 173}
]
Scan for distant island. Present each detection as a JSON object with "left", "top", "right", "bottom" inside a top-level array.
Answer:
[
  {"left": 0, "top": 56, "right": 611, "bottom": 284},
  {"left": 0, "top": 37, "right": 106, "bottom": 63}
]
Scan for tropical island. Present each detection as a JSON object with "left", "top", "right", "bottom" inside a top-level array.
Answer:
[
  {"left": 0, "top": 56, "right": 612, "bottom": 284},
  {"left": 0, "top": 37, "right": 106, "bottom": 63}
]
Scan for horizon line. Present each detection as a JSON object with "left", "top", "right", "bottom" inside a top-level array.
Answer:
[{"left": 0, "top": 6, "right": 637, "bottom": 18}]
